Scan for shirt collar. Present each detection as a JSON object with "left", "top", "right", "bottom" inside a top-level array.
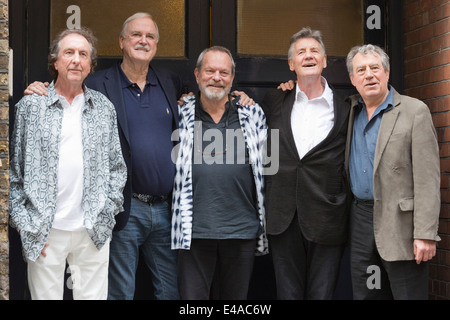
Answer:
[
  {"left": 195, "top": 92, "right": 235, "bottom": 123},
  {"left": 118, "top": 62, "right": 155, "bottom": 89},
  {"left": 47, "top": 81, "right": 92, "bottom": 109},
  {"left": 358, "top": 85, "right": 394, "bottom": 116},
  {"left": 295, "top": 76, "right": 333, "bottom": 108}
]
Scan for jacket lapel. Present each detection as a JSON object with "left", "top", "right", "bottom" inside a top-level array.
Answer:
[
  {"left": 103, "top": 65, "right": 130, "bottom": 145},
  {"left": 345, "top": 95, "right": 359, "bottom": 179},
  {"left": 373, "top": 90, "right": 400, "bottom": 173},
  {"left": 282, "top": 90, "right": 301, "bottom": 162}
]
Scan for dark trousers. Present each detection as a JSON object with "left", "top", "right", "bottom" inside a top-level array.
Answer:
[
  {"left": 177, "top": 238, "right": 256, "bottom": 300},
  {"left": 269, "top": 215, "right": 345, "bottom": 300},
  {"left": 350, "top": 199, "right": 429, "bottom": 300}
]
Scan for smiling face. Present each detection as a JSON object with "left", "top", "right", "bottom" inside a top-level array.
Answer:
[
  {"left": 289, "top": 37, "right": 327, "bottom": 80},
  {"left": 119, "top": 16, "right": 158, "bottom": 64},
  {"left": 350, "top": 52, "right": 390, "bottom": 105},
  {"left": 195, "top": 50, "right": 235, "bottom": 101},
  {"left": 54, "top": 33, "right": 92, "bottom": 86}
]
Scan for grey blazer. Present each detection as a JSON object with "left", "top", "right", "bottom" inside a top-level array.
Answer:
[{"left": 345, "top": 88, "right": 441, "bottom": 261}]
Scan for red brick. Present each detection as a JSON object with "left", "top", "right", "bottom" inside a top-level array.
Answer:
[
  {"left": 441, "top": 204, "right": 450, "bottom": 219},
  {"left": 428, "top": 97, "right": 450, "bottom": 113},
  {"left": 433, "top": 18, "right": 449, "bottom": 36},
  {"left": 438, "top": 219, "right": 450, "bottom": 234},
  {"left": 438, "top": 281, "right": 449, "bottom": 297},
  {"left": 441, "top": 188, "right": 450, "bottom": 203},
  {"left": 420, "top": 24, "right": 434, "bottom": 41},
  {"left": 429, "top": 3, "right": 449, "bottom": 22},
  {"left": 438, "top": 234, "right": 450, "bottom": 251},
  {"left": 421, "top": 82, "right": 448, "bottom": 100},
  {"left": 404, "top": 28, "right": 421, "bottom": 47},
  {"left": 440, "top": 158, "right": 450, "bottom": 172},
  {"left": 440, "top": 172, "right": 449, "bottom": 187},
  {"left": 437, "top": 265, "right": 450, "bottom": 281},
  {"left": 405, "top": 0, "right": 421, "bottom": 18},
  {"left": 419, "top": 0, "right": 434, "bottom": 14},
  {"left": 432, "top": 111, "right": 450, "bottom": 128}
]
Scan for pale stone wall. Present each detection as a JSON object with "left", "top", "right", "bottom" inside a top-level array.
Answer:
[{"left": 0, "top": 0, "right": 9, "bottom": 301}]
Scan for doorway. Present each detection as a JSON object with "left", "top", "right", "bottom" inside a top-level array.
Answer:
[{"left": 9, "top": 0, "right": 402, "bottom": 300}]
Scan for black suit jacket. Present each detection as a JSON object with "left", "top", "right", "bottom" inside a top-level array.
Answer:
[
  {"left": 86, "top": 62, "right": 182, "bottom": 230},
  {"left": 261, "top": 86, "right": 350, "bottom": 245}
]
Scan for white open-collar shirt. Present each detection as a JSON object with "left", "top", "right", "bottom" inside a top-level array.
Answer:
[
  {"left": 291, "top": 77, "right": 334, "bottom": 159},
  {"left": 53, "top": 93, "right": 85, "bottom": 231}
]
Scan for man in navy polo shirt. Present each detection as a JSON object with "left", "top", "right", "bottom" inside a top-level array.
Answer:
[{"left": 99, "top": 13, "right": 181, "bottom": 299}]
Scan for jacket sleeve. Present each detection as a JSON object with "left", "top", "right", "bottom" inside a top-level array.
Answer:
[
  {"left": 9, "top": 101, "right": 30, "bottom": 231},
  {"left": 104, "top": 101, "right": 127, "bottom": 216},
  {"left": 411, "top": 102, "right": 441, "bottom": 241}
]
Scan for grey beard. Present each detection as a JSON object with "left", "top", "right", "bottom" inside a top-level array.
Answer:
[{"left": 203, "top": 86, "right": 230, "bottom": 101}]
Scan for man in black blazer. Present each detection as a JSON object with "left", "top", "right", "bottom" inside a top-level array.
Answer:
[{"left": 261, "top": 27, "right": 350, "bottom": 299}]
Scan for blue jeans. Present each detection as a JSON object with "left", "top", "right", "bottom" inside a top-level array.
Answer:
[{"left": 108, "top": 197, "right": 179, "bottom": 300}]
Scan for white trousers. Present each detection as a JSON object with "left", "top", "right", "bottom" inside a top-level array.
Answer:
[{"left": 27, "top": 228, "right": 110, "bottom": 300}]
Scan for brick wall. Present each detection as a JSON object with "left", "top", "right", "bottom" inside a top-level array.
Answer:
[
  {"left": 0, "top": 0, "right": 8, "bottom": 301},
  {"left": 403, "top": 0, "right": 450, "bottom": 300}
]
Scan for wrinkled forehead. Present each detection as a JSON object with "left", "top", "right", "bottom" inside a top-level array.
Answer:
[
  {"left": 125, "top": 17, "right": 157, "bottom": 34},
  {"left": 353, "top": 52, "right": 383, "bottom": 68},
  {"left": 294, "top": 37, "right": 324, "bottom": 53},
  {"left": 202, "top": 51, "right": 233, "bottom": 71},
  {"left": 59, "top": 33, "right": 91, "bottom": 53}
]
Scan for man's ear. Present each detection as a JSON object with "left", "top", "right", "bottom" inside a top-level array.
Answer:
[
  {"left": 194, "top": 68, "right": 199, "bottom": 83},
  {"left": 119, "top": 36, "right": 124, "bottom": 50},
  {"left": 288, "top": 59, "right": 294, "bottom": 72},
  {"left": 349, "top": 73, "right": 356, "bottom": 87}
]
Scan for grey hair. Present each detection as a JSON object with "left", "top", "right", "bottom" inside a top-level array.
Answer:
[
  {"left": 196, "top": 46, "right": 236, "bottom": 75},
  {"left": 48, "top": 27, "right": 98, "bottom": 80},
  {"left": 120, "top": 12, "right": 160, "bottom": 43},
  {"left": 346, "top": 44, "right": 390, "bottom": 74},
  {"left": 288, "top": 27, "right": 326, "bottom": 60}
]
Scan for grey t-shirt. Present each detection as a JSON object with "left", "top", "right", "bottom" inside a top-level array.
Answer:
[{"left": 191, "top": 99, "right": 260, "bottom": 240}]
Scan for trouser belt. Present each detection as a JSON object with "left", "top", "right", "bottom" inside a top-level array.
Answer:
[
  {"left": 132, "top": 193, "right": 169, "bottom": 205},
  {"left": 354, "top": 197, "right": 374, "bottom": 207}
]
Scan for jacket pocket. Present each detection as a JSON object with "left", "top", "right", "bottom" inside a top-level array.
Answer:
[{"left": 399, "top": 197, "right": 414, "bottom": 212}]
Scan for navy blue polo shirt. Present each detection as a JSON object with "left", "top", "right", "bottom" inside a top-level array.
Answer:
[
  {"left": 349, "top": 86, "right": 393, "bottom": 200},
  {"left": 119, "top": 65, "right": 175, "bottom": 196}
]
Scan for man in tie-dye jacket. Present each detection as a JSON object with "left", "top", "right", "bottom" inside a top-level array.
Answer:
[{"left": 171, "top": 46, "right": 268, "bottom": 300}]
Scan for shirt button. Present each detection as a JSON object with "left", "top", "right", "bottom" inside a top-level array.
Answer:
[
  {"left": 363, "top": 169, "right": 367, "bottom": 173},
  {"left": 137, "top": 93, "right": 140, "bottom": 97},
  {"left": 365, "top": 189, "right": 369, "bottom": 193}
]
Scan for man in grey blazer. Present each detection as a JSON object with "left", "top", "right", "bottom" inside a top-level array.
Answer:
[{"left": 345, "top": 44, "right": 441, "bottom": 299}]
